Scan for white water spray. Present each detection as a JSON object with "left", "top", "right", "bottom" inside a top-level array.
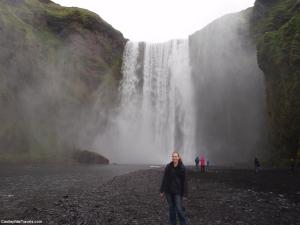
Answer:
[{"left": 105, "top": 40, "right": 196, "bottom": 164}]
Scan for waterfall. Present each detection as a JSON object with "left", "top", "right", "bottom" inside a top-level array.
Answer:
[
  {"left": 93, "top": 11, "right": 267, "bottom": 165},
  {"left": 115, "top": 40, "right": 196, "bottom": 163}
]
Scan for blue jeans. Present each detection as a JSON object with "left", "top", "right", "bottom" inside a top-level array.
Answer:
[{"left": 165, "top": 193, "right": 187, "bottom": 225}]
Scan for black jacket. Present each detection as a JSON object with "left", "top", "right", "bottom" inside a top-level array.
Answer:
[{"left": 160, "top": 161, "right": 188, "bottom": 197}]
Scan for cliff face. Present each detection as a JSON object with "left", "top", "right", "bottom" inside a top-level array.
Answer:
[
  {"left": 0, "top": 0, "right": 126, "bottom": 162},
  {"left": 189, "top": 0, "right": 300, "bottom": 164},
  {"left": 1, "top": 0, "right": 299, "bottom": 164},
  {"left": 189, "top": 9, "right": 268, "bottom": 164},
  {"left": 252, "top": 0, "right": 300, "bottom": 162}
]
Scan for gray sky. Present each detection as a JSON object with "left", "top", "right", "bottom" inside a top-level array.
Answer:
[{"left": 53, "top": 0, "right": 255, "bottom": 42}]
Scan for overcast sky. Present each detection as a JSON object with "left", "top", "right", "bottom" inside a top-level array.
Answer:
[{"left": 52, "top": 0, "right": 255, "bottom": 42}]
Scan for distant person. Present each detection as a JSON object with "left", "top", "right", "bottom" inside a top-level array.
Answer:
[
  {"left": 195, "top": 156, "right": 199, "bottom": 170},
  {"left": 200, "top": 156, "right": 205, "bottom": 172},
  {"left": 206, "top": 160, "right": 210, "bottom": 171},
  {"left": 254, "top": 157, "right": 260, "bottom": 173},
  {"left": 160, "top": 151, "right": 188, "bottom": 225},
  {"left": 290, "top": 158, "right": 295, "bottom": 173}
]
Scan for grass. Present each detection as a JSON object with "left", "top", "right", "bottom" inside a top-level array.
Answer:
[
  {"left": 254, "top": 0, "right": 300, "bottom": 161},
  {"left": 0, "top": 0, "right": 124, "bottom": 164}
]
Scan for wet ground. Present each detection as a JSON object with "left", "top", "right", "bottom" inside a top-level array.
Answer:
[
  {"left": 0, "top": 163, "right": 147, "bottom": 222},
  {"left": 0, "top": 165, "right": 299, "bottom": 225}
]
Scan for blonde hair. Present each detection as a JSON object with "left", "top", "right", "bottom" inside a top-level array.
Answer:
[{"left": 172, "top": 151, "right": 182, "bottom": 164}]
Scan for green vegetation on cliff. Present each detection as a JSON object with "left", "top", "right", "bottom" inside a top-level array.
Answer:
[
  {"left": 252, "top": 0, "right": 300, "bottom": 163},
  {"left": 0, "top": 0, "right": 125, "bottom": 162}
]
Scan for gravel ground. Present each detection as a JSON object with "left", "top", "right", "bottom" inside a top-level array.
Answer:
[{"left": 1, "top": 165, "right": 300, "bottom": 225}]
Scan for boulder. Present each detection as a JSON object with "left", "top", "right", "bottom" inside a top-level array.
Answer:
[{"left": 72, "top": 150, "right": 109, "bottom": 164}]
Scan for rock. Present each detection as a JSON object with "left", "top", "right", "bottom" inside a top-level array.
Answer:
[
  {"left": 0, "top": 0, "right": 126, "bottom": 163},
  {"left": 3, "top": 167, "right": 299, "bottom": 225},
  {"left": 253, "top": 0, "right": 300, "bottom": 161},
  {"left": 72, "top": 149, "right": 109, "bottom": 164}
]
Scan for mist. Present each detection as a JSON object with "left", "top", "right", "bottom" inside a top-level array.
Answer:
[
  {"left": 189, "top": 9, "right": 268, "bottom": 165},
  {"left": 92, "top": 9, "right": 268, "bottom": 165},
  {"left": 1, "top": 1, "right": 268, "bottom": 165},
  {"left": 93, "top": 40, "right": 196, "bottom": 164},
  {"left": 0, "top": 3, "right": 123, "bottom": 162}
]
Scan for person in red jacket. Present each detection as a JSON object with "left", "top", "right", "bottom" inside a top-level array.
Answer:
[{"left": 200, "top": 156, "right": 205, "bottom": 172}]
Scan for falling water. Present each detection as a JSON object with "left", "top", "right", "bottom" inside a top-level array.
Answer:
[
  {"left": 93, "top": 11, "right": 267, "bottom": 165},
  {"left": 116, "top": 40, "right": 196, "bottom": 163}
]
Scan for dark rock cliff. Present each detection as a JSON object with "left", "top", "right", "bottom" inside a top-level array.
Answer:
[
  {"left": 252, "top": 0, "right": 300, "bottom": 163},
  {"left": 189, "top": 9, "right": 268, "bottom": 164},
  {"left": 189, "top": 0, "right": 300, "bottom": 165},
  {"left": 0, "top": 0, "right": 126, "bottom": 162},
  {"left": 1, "top": 0, "right": 299, "bottom": 164}
]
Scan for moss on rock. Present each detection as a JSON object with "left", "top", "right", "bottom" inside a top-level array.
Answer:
[
  {"left": 252, "top": 0, "right": 300, "bottom": 161},
  {"left": 0, "top": 0, "right": 126, "bottom": 163}
]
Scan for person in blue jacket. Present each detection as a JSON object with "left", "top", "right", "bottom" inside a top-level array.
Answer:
[
  {"left": 160, "top": 151, "right": 188, "bottom": 225},
  {"left": 254, "top": 157, "right": 260, "bottom": 173},
  {"left": 195, "top": 156, "right": 199, "bottom": 170}
]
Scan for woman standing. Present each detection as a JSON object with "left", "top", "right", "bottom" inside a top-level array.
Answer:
[{"left": 160, "top": 151, "right": 188, "bottom": 225}]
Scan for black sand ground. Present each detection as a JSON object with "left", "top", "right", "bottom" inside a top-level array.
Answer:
[{"left": 1, "top": 165, "right": 299, "bottom": 225}]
